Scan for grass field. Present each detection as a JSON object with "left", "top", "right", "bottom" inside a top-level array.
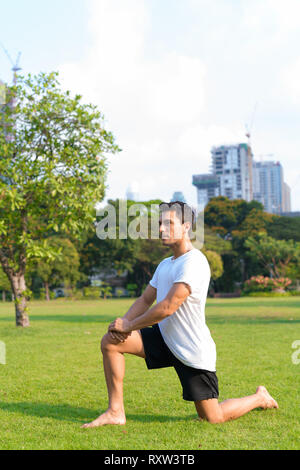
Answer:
[{"left": 0, "top": 297, "right": 299, "bottom": 450}]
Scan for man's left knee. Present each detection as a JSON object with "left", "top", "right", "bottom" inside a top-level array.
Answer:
[{"left": 101, "top": 333, "right": 115, "bottom": 353}]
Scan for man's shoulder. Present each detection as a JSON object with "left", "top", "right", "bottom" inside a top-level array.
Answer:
[
  {"left": 158, "top": 256, "right": 173, "bottom": 267},
  {"left": 181, "top": 248, "right": 210, "bottom": 271}
]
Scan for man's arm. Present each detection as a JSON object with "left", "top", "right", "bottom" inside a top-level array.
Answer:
[
  {"left": 107, "top": 284, "right": 156, "bottom": 342},
  {"left": 109, "top": 282, "right": 191, "bottom": 334},
  {"left": 123, "top": 284, "right": 157, "bottom": 321}
]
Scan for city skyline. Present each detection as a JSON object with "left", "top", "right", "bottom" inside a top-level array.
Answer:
[
  {"left": 1, "top": 0, "right": 300, "bottom": 210},
  {"left": 193, "top": 143, "right": 291, "bottom": 215}
]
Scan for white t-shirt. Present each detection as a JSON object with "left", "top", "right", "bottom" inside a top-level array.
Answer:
[{"left": 149, "top": 248, "right": 216, "bottom": 371}]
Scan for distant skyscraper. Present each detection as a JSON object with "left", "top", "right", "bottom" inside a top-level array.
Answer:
[
  {"left": 211, "top": 144, "right": 253, "bottom": 202},
  {"left": 253, "top": 161, "right": 288, "bottom": 214},
  {"left": 193, "top": 143, "right": 253, "bottom": 208},
  {"left": 192, "top": 174, "right": 219, "bottom": 209},
  {"left": 126, "top": 182, "right": 140, "bottom": 201},
  {"left": 171, "top": 191, "right": 186, "bottom": 203},
  {"left": 282, "top": 182, "right": 291, "bottom": 213}
]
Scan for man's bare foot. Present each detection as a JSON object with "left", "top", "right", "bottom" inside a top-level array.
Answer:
[
  {"left": 256, "top": 386, "right": 279, "bottom": 409},
  {"left": 81, "top": 409, "right": 126, "bottom": 428}
]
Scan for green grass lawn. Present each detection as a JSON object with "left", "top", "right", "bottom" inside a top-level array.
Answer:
[{"left": 0, "top": 297, "right": 299, "bottom": 450}]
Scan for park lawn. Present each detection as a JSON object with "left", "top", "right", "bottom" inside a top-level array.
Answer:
[{"left": 0, "top": 297, "right": 299, "bottom": 450}]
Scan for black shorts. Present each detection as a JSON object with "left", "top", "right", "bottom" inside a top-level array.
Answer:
[{"left": 140, "top": 324, "right": 219, "bottom": 402}]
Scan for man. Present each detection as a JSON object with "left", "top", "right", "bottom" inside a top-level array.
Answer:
[{"left": 82, "top": 202, "right": 278, "bottom": 428}]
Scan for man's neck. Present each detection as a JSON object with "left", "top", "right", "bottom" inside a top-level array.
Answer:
[{"left": 171, "top": 239, "right": 194, "bottom": 260}]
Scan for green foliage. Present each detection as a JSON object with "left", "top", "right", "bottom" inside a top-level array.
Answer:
[
  {"left": 83, "top": 287, "right": 100, "bottom": 299},
  {"left": 39, "top": 288, "right": 56, "bottom": 300},
  {"left": 34, "top": 237, "right": 81, "bottom": 288},
  {"left": 126, "top": 283, "right": 138, "bottom": 297},
  {"left": 266, "top": 215, "right": 300, "bottom": 242},
  {"left": 203, "top": 197, "right": 299, "bottom": 292},
  {"left": 99, "top": 283, "right": 113, "bottom": 299},
  {"left": 80, "top": 199, "right": 172, "bottom": 296},
  {"left": 245, "top": 232, "right": 300, "bottom": 278},
  {"left": 204, "top": 197, "right": 267, "bottom": 239},
  {"left": 243, "top": 275, "right": 292, "bottom": 294},
  {"left": 202, "top": 250, "right": 224, "bottom": 280},
  {"left": 0, "top": 266, "right": 11, "bottom": 292},
  {"left": 115, "top": 288, "right": 124, "bottom": 298},
  {"left": 202, "top": 226, "right": 232, "bottom": 254},
  {"left": 0, "top": 71, "right": 119, "bottom": 323}
]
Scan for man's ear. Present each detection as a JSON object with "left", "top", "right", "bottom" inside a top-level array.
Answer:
[{"left": 184, "top": 222, "right": 191, "bottom": 233}]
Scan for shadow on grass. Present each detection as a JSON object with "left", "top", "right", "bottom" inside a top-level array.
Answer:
[
  {"left": 207, "top": 300, "right": 300, "bottom": 309},
  {"left": 0, "top": 315, "right": 114, "bottom": 324},
  {"left": 207, "top": 316, "right": 300, "bottom": 325},
  {"left": 0, "top": 314, "right": 298, "bottom": 326},
  {"left": 0, "top": 401, "right": 193, "bottom": 424}
]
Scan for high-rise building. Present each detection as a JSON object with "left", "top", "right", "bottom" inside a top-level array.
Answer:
[
  {"left": 126, "top": 182, "right": 140, "bottom": 201},
  {"left": 252, "top": 161, "right": 288, "bottom": 214},
  {"left": 282, "top": 182, "right": 291, "bottom": 213},
  {"left": 193, "top": 143, "right": 253, "bottom": 208},
  {"left": 192, "top": 174, "right": 219, "bottom": 209},
  {"left": 171, "top": 191, "right": 186, "bottom": 203},
  {"left": 192, "top": 143, "right": 291, "bottom": 213},
  {"left": 211, "top": 144, "right": 253, "bottom": 202}
]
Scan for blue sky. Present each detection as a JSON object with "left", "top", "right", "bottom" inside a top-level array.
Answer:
[
  {"left": 1, "top": 0, "right": 300, "bottom": 210},
  {"left": 0, "top": 0, "right": 89, "bottom": 82}
]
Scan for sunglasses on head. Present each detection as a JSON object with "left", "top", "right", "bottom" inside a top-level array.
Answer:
[{"left": 159, "top": 201, "right": 187, "bottom": 208}]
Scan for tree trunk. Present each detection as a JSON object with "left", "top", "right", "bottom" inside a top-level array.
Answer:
[
  {"left": 44, "top": 281, "right": 50, "bottom": 301},
  {"left": 2, "top": 290, "right": 6, "bottom": 302},
  {"left": 11, "top": 274, "right": 30, "bottom": 327}
]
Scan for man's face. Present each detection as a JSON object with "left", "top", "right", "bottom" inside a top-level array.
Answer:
[{"left": 159, "top": 210, "right": 188, "bottom": 245}]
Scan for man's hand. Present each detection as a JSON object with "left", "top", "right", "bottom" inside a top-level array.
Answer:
[
  {"left": 109, "top": 317, "right": 132, "bottom": 335},
  {"left": 108, "top": 330, "right": 131, "bottom": 344}
]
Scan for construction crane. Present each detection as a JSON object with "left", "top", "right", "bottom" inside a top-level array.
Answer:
[
  {"left": 245, "top": 102, "right": 258, "bottom": 148},
  {"left": 0, "top": 42, "right": 22, "bottom": 86}
]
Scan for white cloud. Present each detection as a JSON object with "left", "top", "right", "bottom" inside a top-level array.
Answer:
[
  {"left": 281, "top": 57, "right": 300, "bottom": 104},
  {"left": 58, "top": 0, "right": 300, "bottom": 210},
  {"left": 58, "top": 0, "right": 212, "bottom": 205}
]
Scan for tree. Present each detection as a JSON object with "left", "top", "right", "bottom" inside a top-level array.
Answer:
[
  {"left": 0, "top": 266, "right": 11, "bottom": 301},
  {"left": 79, "top": 199, "right": 173, "bottom": 295},
  {"left": 205, "top": 197, "right": 270, "bottom": 240},
  {"left": 201, "top": 226, "right": 232, "bottom": 255},
  {"left": 266, "top": 215, "right": 300, "bottom": 242},
  {"left": 204, "top": 197, "right": 275, "bottom": 290},
  {"left": 202, "top": 250, "right": 224, "bottom": 281},
  {"left": 0, "top": 72, "right": 120, "bottom": 326},
  {"left": 245, "top": 232, "right": 300, "bottom": 278},
  {"left": 34, "top": 237, "right": 81, "bottom": 301}
]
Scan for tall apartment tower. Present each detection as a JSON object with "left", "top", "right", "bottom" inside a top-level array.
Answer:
[
  {"left": 193, "top": 143, "right": 253, "bottom": 208},
  {"left": 192, "top": 174, "right": 219, "bottom": 209},
  {"left": 253, "top": 161, "right": 290, "bottom": 214},
  {"left": 211, "top": 143, "right": 253, "bottom": 201},
  {"left": 193, "top": 144, "right": 292, "bottom": 212},
  {"left": 282, "top": 182, "right": 291, "bottom": 212}
]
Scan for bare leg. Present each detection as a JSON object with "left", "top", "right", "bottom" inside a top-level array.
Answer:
[
  {"left": 81, "top": 331, "right": 145, "bottom": 428},
  {"left": 195, "top": 386, "right": 279, "bottom": 424}
]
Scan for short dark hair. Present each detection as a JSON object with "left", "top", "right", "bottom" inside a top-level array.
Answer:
[{"left": 159, "top": 201, "right": 195, "bottom": 234}]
